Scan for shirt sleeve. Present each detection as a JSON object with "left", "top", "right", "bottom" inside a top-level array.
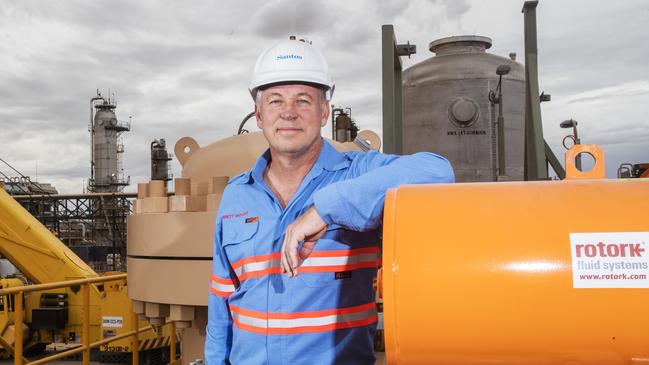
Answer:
[
  {"left": 312, "top": 151, "right": 454, "bottom": 231},
  {"left": 205, "top": 217, "right": 237, "bottom": 365}
]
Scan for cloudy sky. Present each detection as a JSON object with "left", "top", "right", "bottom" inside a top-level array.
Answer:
[{"left": 1, "top": 0, "right": 647, "bottom": 193}]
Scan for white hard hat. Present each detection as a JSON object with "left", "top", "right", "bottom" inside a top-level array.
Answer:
[{"left": 249, "top": 37, "right": 335, "bottom": 101}]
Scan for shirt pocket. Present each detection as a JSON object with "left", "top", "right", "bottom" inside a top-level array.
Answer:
[
  {"left": 298, "top": 224, "right": 351, "bottom": 288},
  {"left": 221, "top": 218, "right": 259, "bottom": 270},
  {"left": 298, "top": 271, "right": 345, "bottom": 288}
]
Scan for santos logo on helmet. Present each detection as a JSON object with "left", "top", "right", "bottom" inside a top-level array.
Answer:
[{"left": 276, "top": 54, "right": 303, "bottom": 60}]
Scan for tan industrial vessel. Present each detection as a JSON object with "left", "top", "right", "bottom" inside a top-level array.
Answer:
[{"left": 127, "top": 130, "right": 381, "bottom": 362}]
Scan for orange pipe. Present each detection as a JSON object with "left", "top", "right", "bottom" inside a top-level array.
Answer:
[{"left": 382, "top": 177, "right": 649, "bottom": 364}]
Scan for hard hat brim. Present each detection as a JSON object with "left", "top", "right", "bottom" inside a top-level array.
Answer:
[{"left": 250, "top": 79, "right": 334, "bottom": 101}]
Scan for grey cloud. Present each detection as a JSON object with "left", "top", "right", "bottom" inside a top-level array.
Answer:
[
  {"left": 374, "top": 0, "right": 411, "bottom": 20},
  {"left": 28, "top": 163, "right": 87, "bottom": 178},
  {"left": 567, "top": 89, "right": 649, "bottom": 104},
  {"left": 444, "top": 0, "right": 470, "bottom": 18},
  {"left": 250, "top": 0, "right": 333, "bottom": 38},
  {"left": 537, "top": 2, "right": 647, "bottom": 96},
  {"left": 587, "top": 124, "right": 649, "bottom": 146},
  {"left": 177, "top": 68, "right": 249, "bottom": 94},
  {"left": 6, "top": 1, "right": 237, "bottom": 41}
]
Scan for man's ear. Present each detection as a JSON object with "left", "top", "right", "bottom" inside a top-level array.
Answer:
[
  {"left": 321, "top": 101, "right": 330, "bottom": 127},
  {"left": 255, "top": 104, "right": 263, "bottom": 129}
]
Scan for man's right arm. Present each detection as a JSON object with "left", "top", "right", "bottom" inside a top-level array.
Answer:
[{"left": 205, "top": 219, "right": 236, "bottom": 365}]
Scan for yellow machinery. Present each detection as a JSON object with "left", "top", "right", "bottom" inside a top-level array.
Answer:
[
  {"left": 381, "top": 145, "right": 649, "bottom": 364},
  {"left": 0, "top": 277, "right": 28, "bottom": 354},
  {"left": 0, "top": 187, "right": 169, "bottom": 362}
]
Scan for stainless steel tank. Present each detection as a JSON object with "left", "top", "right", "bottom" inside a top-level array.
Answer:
[
  {"left": 335, "top": 113, "right": 353, "bottom": 142},
  {"left": 402, "top": 35, "right": 525, "bottom": 182}
]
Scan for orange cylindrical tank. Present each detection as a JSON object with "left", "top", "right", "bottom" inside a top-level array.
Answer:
[{"left": 382, "top": 147, "right": 649, "bottom": 364}]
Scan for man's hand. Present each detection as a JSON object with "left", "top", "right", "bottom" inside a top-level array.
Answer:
[{"left": 280, "top": 206, "right": 327, "bottom": 277}]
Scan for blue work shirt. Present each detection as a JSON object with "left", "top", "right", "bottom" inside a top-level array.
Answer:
[{"left": 206, "top": 140, "right": 454, "bottom": 365}]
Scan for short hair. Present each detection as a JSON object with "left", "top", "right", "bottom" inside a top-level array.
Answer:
[{"left": 255, "top": 86, "right": 327, "bottom": 108}]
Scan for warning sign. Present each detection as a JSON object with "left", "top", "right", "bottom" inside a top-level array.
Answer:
[
  {"left": 570, "top": 232, "right": 649, "bottom": 288},
  {"left": 102, "top": 316, "right": 124, "bottom": 328}
]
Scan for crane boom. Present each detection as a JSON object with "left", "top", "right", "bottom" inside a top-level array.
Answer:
[{"left": 0, "top": 189, "right": 98, "bottom": 283}]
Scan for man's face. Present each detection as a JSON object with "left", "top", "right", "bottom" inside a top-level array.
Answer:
[{"left": 255, "top": 84, "right": 330, "bottom": 158}]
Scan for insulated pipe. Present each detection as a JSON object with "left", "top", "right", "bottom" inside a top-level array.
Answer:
[
  {"left": 77, "top": 222, "right": 86, "bottom": 241},
  {"left": 237, "top": 111, "right": 255, "bottom": 135},
  {"left": 382, "top": 148, "right": 649, "bottom": 364}
]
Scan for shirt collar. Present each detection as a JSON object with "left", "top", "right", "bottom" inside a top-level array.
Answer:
[
  {"left": 234, "top": 139, "right": 351, "bottom": 185},
  {"left": 318, "top": 139, "right": 351, "bottom": 171}
]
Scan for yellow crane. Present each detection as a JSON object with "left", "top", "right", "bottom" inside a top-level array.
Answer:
[{"left": 0, "top": 187, "right": 169, "bottom": 363}]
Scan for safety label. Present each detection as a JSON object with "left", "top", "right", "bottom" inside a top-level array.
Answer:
[
  {"left": 570, "top": 232, "right": 649, "bottom": 288},
  {"left": 102, "top": 316, "right": 124, "bottom": 328}
]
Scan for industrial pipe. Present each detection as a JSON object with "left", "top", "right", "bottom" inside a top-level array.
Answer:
[{"left": 382, "top": 146, "right": 649, "bottom": 364}]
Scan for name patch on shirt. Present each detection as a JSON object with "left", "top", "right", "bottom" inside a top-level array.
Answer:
[
  {"left": 222, "top": 211, "right": 248, "bottom": 220},
  {"left": 335, "top": 271, "right": 352, "bottom": 280}
]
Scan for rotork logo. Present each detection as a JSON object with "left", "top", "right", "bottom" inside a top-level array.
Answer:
[
  {"left": 575, "top": 242, "right": 645, "bottom": 258},
  {"left": 276, "top": 54, "right": 303, "bottom": 60}
]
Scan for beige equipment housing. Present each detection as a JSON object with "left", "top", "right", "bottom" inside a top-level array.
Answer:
[{"left": 127, "top": 130, "right": 380, "bottom": 362}]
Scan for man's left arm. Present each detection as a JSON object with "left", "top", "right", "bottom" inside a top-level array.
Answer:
[
  {"left": 313, "top": 151, "right": 454, "bottom": 231},
  {"left": 280, "top": 151, "right": 453, "bottom": 274}
]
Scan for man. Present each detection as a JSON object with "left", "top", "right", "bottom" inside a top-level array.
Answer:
[{"left": 206, "top": 37, "right": 454, "bottom": 365}]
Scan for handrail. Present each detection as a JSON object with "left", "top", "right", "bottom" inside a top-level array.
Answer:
[
  {"left": 0, "top": 274, "right": 126, "bottom": 295},
  {"left": 26, "top": 325, "right": 154, "bottom": 365},
  {"left": 0, "top": 273, "right": 162, "bottom": 365}
]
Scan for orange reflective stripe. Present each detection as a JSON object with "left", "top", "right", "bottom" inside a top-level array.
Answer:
[
  {"left": 230, "top": 302, "right": 378, "bottom": 334},
  {"left": 231, "top": 252, "right": 281, "bottom": 270},
  {"left": 232, "top": 315, "right": 377, "bottom": 335},
  {"left": 229, "top": 247, "right": 380, "bottom": 282},
  {"left": 210, "top": 286, "right": 232, "bottom": 298},
  {"left": 308, "top": 247, "right": 379, "bottom": 257},
  {"left": 210, "top": 274, "right": 236, "bottom": 298},
  {"left": 298, "top": 260, "right": 381, "bottom": 273},
  {"left": 238, "top": 267, "right": 282, "bottom": 281},
  {"left": 230, "top": 302, "right": 375, "bottom": 320},
  {"left": 211, "top": 274, "right": 235, "bottom": 285}
]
